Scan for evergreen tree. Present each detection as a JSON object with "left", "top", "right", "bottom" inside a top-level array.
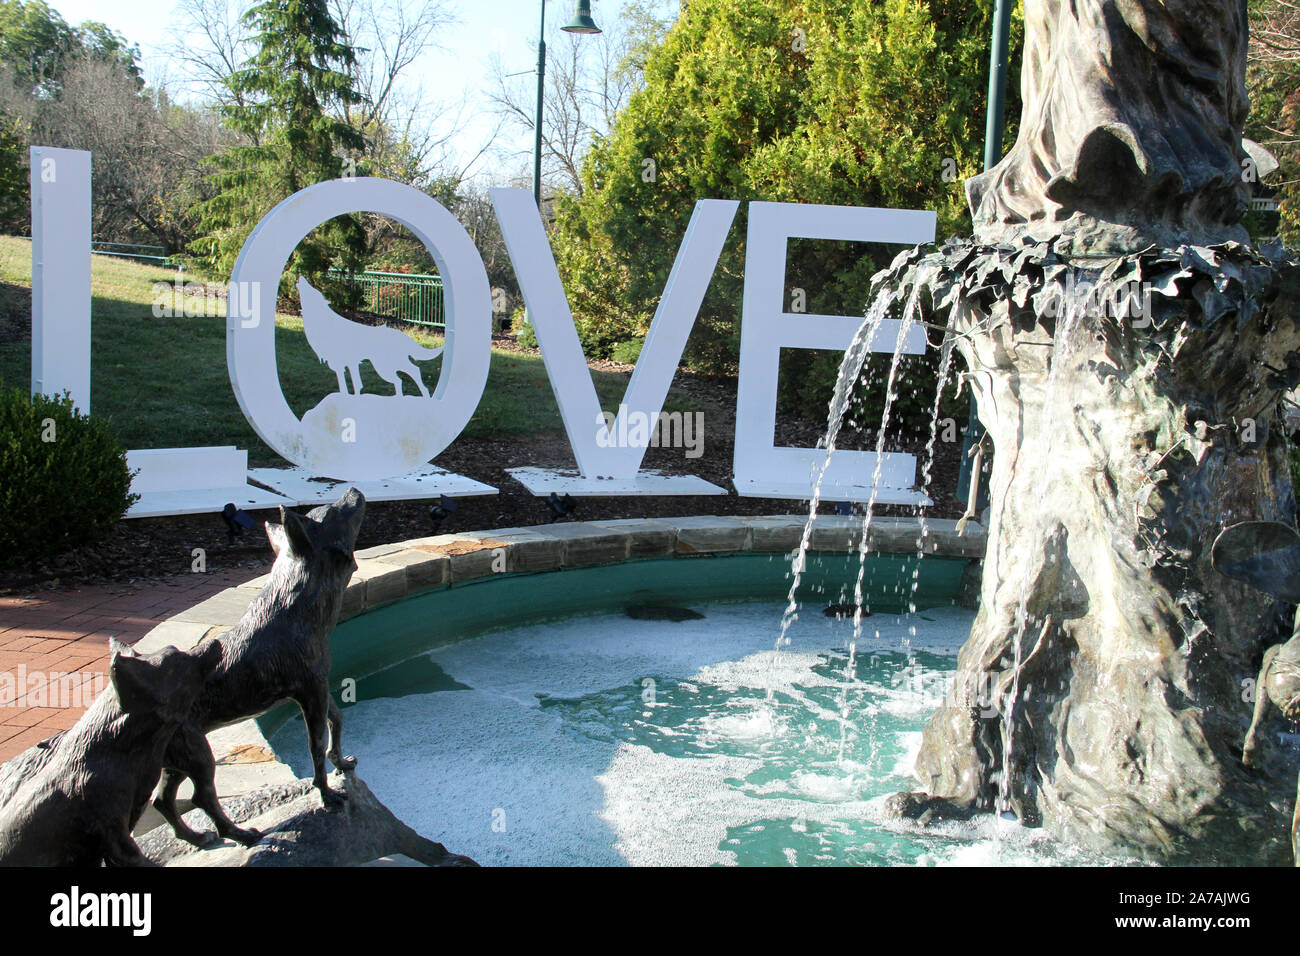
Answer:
[
  {"left": 0, "top": 109, "right": 25, "bottom": 234},
  {"left": 0, "top": 0, "right": 77, "bottom": 93},
  {"left": 190, "top": 0, "right": 366, "bottom": 299}
]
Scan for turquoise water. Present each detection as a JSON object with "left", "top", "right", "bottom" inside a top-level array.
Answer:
[{"left": 270, "top": 599, "right": 1130, "bottom": 866}]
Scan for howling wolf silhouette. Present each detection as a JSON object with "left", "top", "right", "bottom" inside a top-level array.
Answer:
[{"left": 298, "top": 277, "right": 442, "bottom": 398}]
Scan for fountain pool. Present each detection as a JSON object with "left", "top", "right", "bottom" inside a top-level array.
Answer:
[{"left": 261, "top": 550, "right": 1132, "bottom": 866}]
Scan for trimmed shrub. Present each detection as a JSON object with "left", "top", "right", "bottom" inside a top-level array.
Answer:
[
  {"left": 610, "top": 337, "right": 645, "bottom": 365},
  {"left": 515, "top": 312, "right": 538, "bottom": 349},
  {"left": 0, "top": 384, "right": 138, "bottom": 567}
]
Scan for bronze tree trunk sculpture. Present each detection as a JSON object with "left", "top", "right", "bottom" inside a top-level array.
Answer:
[{"left": 878, "top": 0, "right": 1300, "bottom": 862}]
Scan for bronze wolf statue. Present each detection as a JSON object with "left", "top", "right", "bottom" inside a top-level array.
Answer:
[{"left": 0, "top": 641, "right": 222, "bottom": 866}]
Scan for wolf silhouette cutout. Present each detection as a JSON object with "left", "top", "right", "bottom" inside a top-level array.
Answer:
[{"left": 297, "top": 277, "right": 442, "bottom": 398}]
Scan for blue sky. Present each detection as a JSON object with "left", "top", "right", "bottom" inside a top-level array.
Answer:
[{"left": 44, "top": 0, "right": 630, "bottom": 183}]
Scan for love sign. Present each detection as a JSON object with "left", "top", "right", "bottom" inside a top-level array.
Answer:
[{"left": 29, "top": 146, "right": 937, "bottom": 509}]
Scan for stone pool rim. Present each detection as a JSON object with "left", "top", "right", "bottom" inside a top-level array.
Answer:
[{"left": 129, "top": 514, "right": 986, "bottom": 833}]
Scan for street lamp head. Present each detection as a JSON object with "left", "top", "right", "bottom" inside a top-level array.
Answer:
[{"left": 562, "top": 0, "right": 601, "bottom": 35}]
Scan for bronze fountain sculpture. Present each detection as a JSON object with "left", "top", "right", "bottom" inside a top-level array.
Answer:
[{"left": 878, "top": 0, "right": 1300, "bottom": 863}]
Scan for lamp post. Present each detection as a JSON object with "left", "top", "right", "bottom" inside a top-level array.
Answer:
[
  {"left": 982, "top": 0, "right": 1012, "bottom": 174},
  {"left": 534, "top": 0, "right": 602, "bottom": 210}
]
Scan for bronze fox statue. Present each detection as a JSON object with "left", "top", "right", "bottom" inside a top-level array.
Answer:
[
  {"left": 153, "top": 487, "right": 367, "bottom": 848},
  {"left": 0, "top": 641, "right": 222, "bottom": 866}
]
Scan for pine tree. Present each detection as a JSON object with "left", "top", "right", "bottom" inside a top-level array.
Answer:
[{"left": 190, "top": 0, "right": 365, "bottom": 299}]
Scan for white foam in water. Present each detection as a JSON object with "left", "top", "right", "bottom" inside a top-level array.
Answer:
[
  {"left": 271, "top": 600, "right": 1132, "bottom": 866},
  {"left": 699, "top": 707, "right": 784, "bottom": 742},
  {"left": 892, "top": 732, "right": 924, "bottom": 778}
]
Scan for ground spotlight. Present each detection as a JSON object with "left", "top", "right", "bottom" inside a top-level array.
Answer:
[
  {"left": 547, "top": 492, "right": 576, "bottom": 522},
  {"left": 221, "top": 503, "right": 256, "bottom": 543}
]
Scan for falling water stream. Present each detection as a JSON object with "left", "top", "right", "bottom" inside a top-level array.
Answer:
[
  {"left": 846, "top": 294, "right": 921, "bottom": 644},
  {"left": 914, "top": 316, "right": 960, "bottom": 559},
  {"left": 835, "top": 296, "right": 921, "bottom": 763},
  {"left": 769, "top": 291, "right": 893, "bottom": 695},
  {"left": 769, "top": 286, "right": 950, "bottom": 773},
  {"left": 770, "top": 271, "right": 1086, "bottom": 825},
  {"left": 994, "top": 287, "right": 1087, "bottom": 815}
]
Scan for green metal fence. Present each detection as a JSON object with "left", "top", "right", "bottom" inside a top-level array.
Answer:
[
  {"left": 329, "top": 268, "right": 445, "bottom": 329},
  {"left": 90, "top": 241, "right": 178, "bottom": 265}
]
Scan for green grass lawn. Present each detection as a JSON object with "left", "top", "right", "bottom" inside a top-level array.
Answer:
[{"left": 0, "top": 236, "right": 682, "bottom": 466}]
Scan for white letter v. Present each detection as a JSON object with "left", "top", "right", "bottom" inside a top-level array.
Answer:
[{"left": 491, "top": 189, "right": 737, "bottom": 478}]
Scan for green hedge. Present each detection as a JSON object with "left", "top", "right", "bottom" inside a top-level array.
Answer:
[
  {"left": 610, "top": 338, "right": 645, "bottom": 365},
  {"left": 0, "top": 384, "right": 138, "bottom": 567}
]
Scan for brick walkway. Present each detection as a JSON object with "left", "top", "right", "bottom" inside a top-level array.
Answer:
[{"left": 0, "top": 568, "right": 264, "bottom": 762}]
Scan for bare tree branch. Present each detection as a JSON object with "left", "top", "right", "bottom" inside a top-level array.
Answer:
[
  {"left": 487, "top": 1, "right": 677, "bottom": 199},
  {"left": 169, "top": 0, "right": 254, "bottom": 113}
]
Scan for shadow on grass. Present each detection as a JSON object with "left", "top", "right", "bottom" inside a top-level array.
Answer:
[{"left": 0, "top": 290, "right": 696, "bottom": 467}]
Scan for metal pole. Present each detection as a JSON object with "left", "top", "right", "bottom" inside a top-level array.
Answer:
[
  {"left": 983, "top": 0, "right": 1012, "bottom": 172},
  {"left": 958, "top": 0, "right": 1013, "bottom": 510},
  {"left": 534, "top": 0, "right": 547, "bottom": 209}
]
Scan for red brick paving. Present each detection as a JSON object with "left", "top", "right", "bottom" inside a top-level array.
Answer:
[{"left": 0, "top": 568, "right": 265, "bottom": 762}]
